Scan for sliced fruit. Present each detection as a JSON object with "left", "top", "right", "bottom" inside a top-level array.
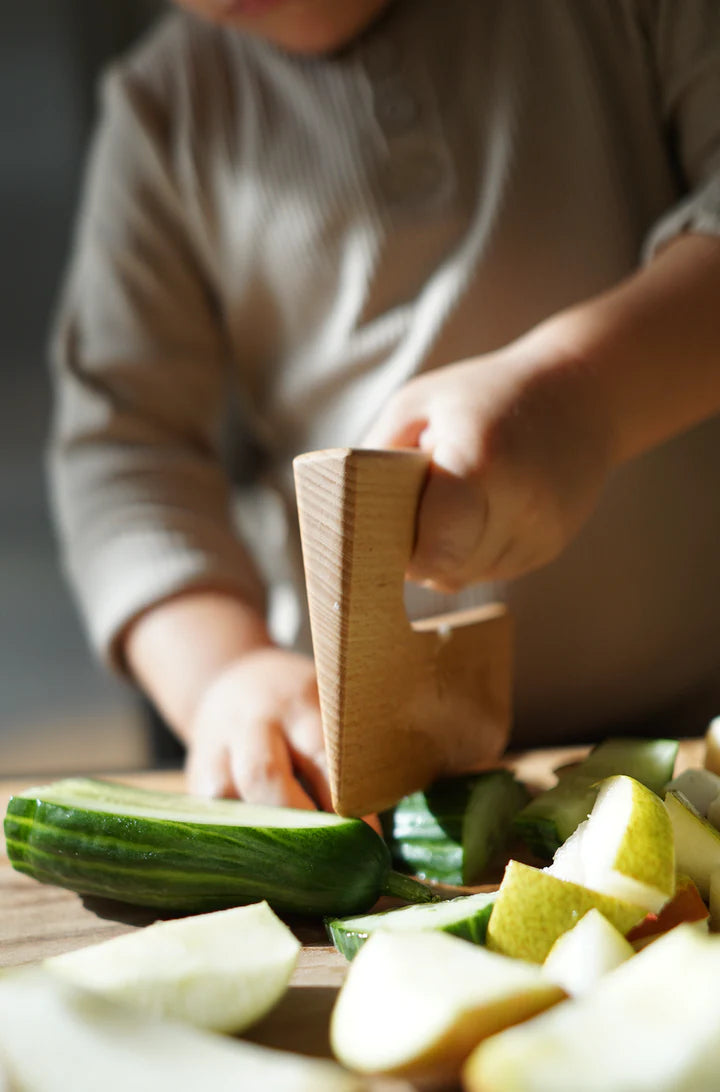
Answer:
[
  {"left": 542, "top": 909, "right": 634, "bottom": 997},
  {"left": 485, "top": 860, "right": 645, "bottom": 964},
  {"left": 547, "top": 775, "right": 675, "bottom": 914},
  {"left": 626, "top": 874, "right": 709, "bottom": 949},
  {"left": 704, "top": 716, "right": 720, "bottom": 776},
  {"left": 464, "top": 926, "right": 720, "bottom": 1092},
  {"left": 665, "top": 790, "right": 720, "bottom": 900},
  {"left": 513, "top": 737, "right": 678, "bottom": 858},
  {"left": 327, "top": 890, "right": 498, "bottom": 960},
  {"left": 705, "top": 789, "right": 720, "bottom": 833},
  {"left": 664, "top": 768, "right": 720, "bottom": 817},
  {"left": 330, "top": 930, "right": 564, "bottom": 1080},
  {"left": 45, "top": 901, "right": 299, "bottom": 1033},
  {"left": 4, "top": 777, "right": 436, "bottom": 915},
  {"left": 708, "top": 868, "right": 720, "bottom": 930},
  {"left": 383, "top": 770, "right": 529, "bottom": 885},
  {"left": 0, "top": 967, "right": 362, "bottom": 1092}
]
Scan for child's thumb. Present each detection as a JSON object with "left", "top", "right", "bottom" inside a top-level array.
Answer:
[{"left": 407, "top": 438, "right": 488, "bottom": 590}]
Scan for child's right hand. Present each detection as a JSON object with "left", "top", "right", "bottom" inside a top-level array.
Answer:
[
  {"left": 185, "top": 647, "right": 333, "bottom": 811},
  {"left": 364, "top": 322, "right": 614, "bottom": 594}
]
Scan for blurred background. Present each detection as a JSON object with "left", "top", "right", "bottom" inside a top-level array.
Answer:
[{"left": 0, "top": 1, "right": 166, "bottom": 777}]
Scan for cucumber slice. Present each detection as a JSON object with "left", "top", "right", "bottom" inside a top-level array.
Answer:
[
  {"left": 45, "top": 901, "right": 299, "bottom": 1033},
  {"left": 513, "top": 738, "right": 679, "bottom": 858},
  {"left": 327, "top": 890, "right": 498, "bottom": 960},
  {"left": 4, "top": 778, "right": 436, "bottom": 917},
  {"left": 383, "top": 770, "right": 530, "bottom": 885}
]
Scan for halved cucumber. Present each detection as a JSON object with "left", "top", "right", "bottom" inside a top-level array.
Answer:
[
  {"left": 513, "top": 738, "right": 679, "bottom": 858},
  {"left": 327, "top": 890, "right": 498, "bottom": 960},
  {"left": 4, "top": 778, "right": 436, "bottom": 916},
  {"left": 383, "top": 770, "right": 529, "bottom": 885}
]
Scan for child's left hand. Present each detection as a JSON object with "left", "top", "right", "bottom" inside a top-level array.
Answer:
[{"left": 363, "top": 328, "right": 614, "bottom": 593}]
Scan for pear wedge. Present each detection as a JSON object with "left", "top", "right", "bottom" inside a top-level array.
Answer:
[
  {"left": 464, "top": 926, "right": 720, "bottom": 1092},
  {"left": 705, "top": 716, "right": 720, "bottom": 776},
  {"left": 45, "top": 902, "right": 300, "bottom": 1034},
  {"left": 666, "top": 790, "right": 720, "bottom": 900},
  {"left": 0, "top": 967, "right": 362, "bottom": 1092},
  {"left": 664, "top": 768, "right": 720, "bottom": 818},
  {"left": 486, "top": 860, "right": 645, "bottom": 963},
  {"left": 330, "top": 930, "right": 564, "bottom": 1080},
  {"left": 542, "top": 909, "right": 634, "bottom": 996},
  {"left": 548, "top": 775, "right": 675, "bottom": 913}
]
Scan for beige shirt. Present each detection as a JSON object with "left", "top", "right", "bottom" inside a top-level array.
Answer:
[{"left": 51, "top": 0, "right": 720, "bottom": 745}]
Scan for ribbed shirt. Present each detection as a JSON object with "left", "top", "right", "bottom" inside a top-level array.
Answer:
[{"left": 51, "top": 0, "right": 720, "bottom": 744}]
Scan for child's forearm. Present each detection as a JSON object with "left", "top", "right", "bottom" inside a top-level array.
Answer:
[
  {"left": 537, "top": 233, "right": 720, "bottom": 467},
  {"left": 123, "top": 589, "right": 274, "bottom": 742}
]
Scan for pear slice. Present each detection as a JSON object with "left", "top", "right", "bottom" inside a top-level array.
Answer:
[
  {"left": 542, "top": 909, "right": 634, "bottom": 997},
  {"left": 0, "top": 967, "right": 362, "bottom": 1092},
  {"left": 708, "top": 868, "right": 720, "bottom": 929},
  {"left": 464, "top": 925, "right": 720, "bottom": 1092},
  {"left": 664, "top": 768, "right": 720, "bottom": 817},
  {"left": 485, "top": 860, "right": 645, "bottom": 963},
  {"left": 665, "top": 790, "right": 720, "bottom": 900},
  {"left": 45, "top": 901, "right": 300, "bottom": 1034},
  {"left": 705, "top": 716, "right": 720, "bottom": 776},
  {"left": 330, "top": 930, "right": 564, "bottom": 1080},
  {"left": 547, "top": 775, "right": 675, "bottom": 913}
]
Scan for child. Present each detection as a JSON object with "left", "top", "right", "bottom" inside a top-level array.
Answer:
[{"left": 51, "top": 0, "right": 720, "bottom": 811}]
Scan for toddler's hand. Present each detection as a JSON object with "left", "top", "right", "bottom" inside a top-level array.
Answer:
[
  {"left": 186, "top": 647, "right": 332, "bottom": 811},
  {"left": 364, "top": 333, "right": 613, "bottom": 591}
]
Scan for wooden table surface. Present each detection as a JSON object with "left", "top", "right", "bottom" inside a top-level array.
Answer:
[{"left": 0, "top": 739, "right": 704, "bottom": 1091}]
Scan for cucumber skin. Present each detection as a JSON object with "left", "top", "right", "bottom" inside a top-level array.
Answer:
[
  {"left": 326, "top": 898, "right": 496, "bottom": 960},
  {"left": 4, "top": 795, "right": 391, "bottom": 917},
  {"left": 512, "top": 737, "right": 680, "bottom": 859},
  {"left": 383, "top": 770, "right": 529, "bottom": 886}
]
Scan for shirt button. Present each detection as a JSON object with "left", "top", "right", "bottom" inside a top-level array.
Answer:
[{"left": 376, "top": 90, "right": 418, "bottom": 132}]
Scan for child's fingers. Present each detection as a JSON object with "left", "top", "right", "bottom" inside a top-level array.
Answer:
[
  {"left": 286, "top": 708, "right": 334, "bottom": 813},
  {"left": 228, "top": 718, "right": 318, "bottom": 811},
  {"left": 407, "top": 465, "right": 487, "bottom": 589},
  {"left": 361, "top": 389, "right": 427, "bottom": 450},
  {"left": 186, "top": 741, "right": 235, "bottom": 799}
]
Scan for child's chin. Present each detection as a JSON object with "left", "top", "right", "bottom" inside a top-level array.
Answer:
[
  {"left": 229, "top": 2, "right": 391, "bottom": 56},
  {"left": 253, "top": 23, "right": 373, "bottom": 56}
]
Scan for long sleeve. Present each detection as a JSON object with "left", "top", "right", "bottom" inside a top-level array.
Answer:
[
  {"left": 642, "top": 0, "right": 720, "bottom": 256},
  {"left": 49, "top": 66, "right": 265, "bottom": 669}
]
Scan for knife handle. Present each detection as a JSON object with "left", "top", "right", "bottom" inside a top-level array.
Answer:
[{"left": 293, "top": 447, "right": 511, "bottom": 816}]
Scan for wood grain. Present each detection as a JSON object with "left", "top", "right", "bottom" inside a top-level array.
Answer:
[
  {"left": 0, "top": 740, "right": 704, "bottom": 1091},
  {"left": 294, "top": 448, "right": 512, "bottom": 817}
]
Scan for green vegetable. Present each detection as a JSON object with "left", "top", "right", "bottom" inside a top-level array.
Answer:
[
  {"left": 513, "top": 737, "right": 679, "bottom": 858},
  {"left": 4, "top": 778, "right": 437, "bottom": 917},
  {"left": 382, "top": 770, "right": 530, "bottom": 885},
  {"left": 327, "top": 890, "right": 498, "bottom": 960}
]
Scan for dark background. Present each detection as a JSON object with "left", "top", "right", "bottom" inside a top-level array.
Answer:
[{"left": 0, "top": 1, "right": 165, "bottom": 776}]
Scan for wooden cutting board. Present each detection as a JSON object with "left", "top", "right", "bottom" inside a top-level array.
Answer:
[
  {"left": 293, "top": 448, "right": 513, "bottom": 818},
  {"left": 0, "top": 740, "right": 705, "bottom": 1092}
]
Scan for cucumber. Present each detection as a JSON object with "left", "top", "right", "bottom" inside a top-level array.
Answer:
[
  {"left": 513, "top": 737, "right": 679, "bottom": 858},
  {"left": 327, "top": 890, "right": 498, "bottom": 960},
  {"left": 382, "top": 770, "right": 530, "bottom": 885},
  {"left": 4, "top": 778, "right": 437, "bottom": 917}
]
